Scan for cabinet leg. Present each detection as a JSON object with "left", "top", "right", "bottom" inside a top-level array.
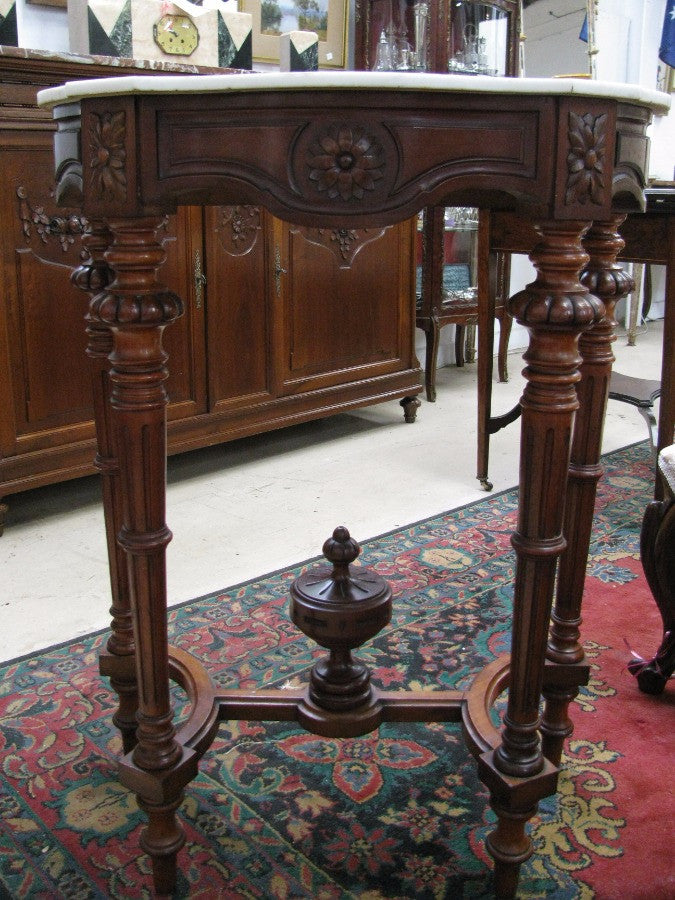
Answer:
[
  {"left": 400, "top": 395, "right": 421, "bottom": 422},
  {"left": 0, "top": 499, "right": 7, "bottom": 536},
  {"left": 542, "top": 217, "right": 632, "bottom": 765}
]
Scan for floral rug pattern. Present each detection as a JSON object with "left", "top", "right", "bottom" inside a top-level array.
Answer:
[{"left": 0, "top": 442, "right": 669, "bottom": 899}]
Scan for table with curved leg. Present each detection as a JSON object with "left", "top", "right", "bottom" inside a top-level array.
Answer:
[{"left": 39, "top": 71, "right": 669, "bottom": 897}]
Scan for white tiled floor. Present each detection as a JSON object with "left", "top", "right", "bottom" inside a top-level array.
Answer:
[{"left": 0, "top": 319, "right": 664, "bottom": 663}]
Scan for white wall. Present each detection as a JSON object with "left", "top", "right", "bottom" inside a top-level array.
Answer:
[
  {"left": 521, "top": 0, "right": 589, "bottom": 77},
  {"left": 15, "top": 0, "right": 69, "bottom": 52}
]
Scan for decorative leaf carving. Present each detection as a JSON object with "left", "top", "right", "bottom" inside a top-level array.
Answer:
[
  {"left": 88, "top": 110, "right": 127, "bottom": 202},
  {"left": 566, "top": 112, "right": 607, "bottom": 206},
  {"left": 16, "top": 186, "right": 87, "bottom": 253}
]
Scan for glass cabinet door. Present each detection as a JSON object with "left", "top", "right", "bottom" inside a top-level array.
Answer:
[
  {"left": 355, "top": 0, "right": 519, "bottom": 76},
  {"left": 447, "top": 2, "right": 510, "bottom": 75}
]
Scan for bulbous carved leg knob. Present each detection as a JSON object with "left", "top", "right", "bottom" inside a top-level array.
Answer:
[{"left": 290, "top": 526, "right": 392, "bottom": 737}]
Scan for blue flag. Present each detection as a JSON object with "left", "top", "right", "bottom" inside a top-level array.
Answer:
[
  {"left": 660, "top": 0, "right": 675, "bottom": 67},
  {"left": 579, "top": 14, "right": 588, "bottom": 43}
]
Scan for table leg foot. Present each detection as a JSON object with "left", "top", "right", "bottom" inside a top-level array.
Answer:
[
  {"left": 487, "top": 800, "right": 536, "bottom": 899},
  {"left": 138, "top": 793, "right": 185, "bottom": 896}
]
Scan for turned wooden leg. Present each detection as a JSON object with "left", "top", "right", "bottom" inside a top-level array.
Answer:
[
  {"left": 480, "top": 221, "right": 601, "bottom": 891},
  {"left": 73, "top": 221, "right": 139, "bottom": 754},
  {"left": 137, "top": 793, "right": 186, "bottom": 895},
  {"left": 487, "top": 799, "right": 536, "bottom": 898},
  {"left": 542, "top": 217, "right": 633, "bottom": 764},
  {"left": 89, "top": 215, "right": 192, "bottom": 893}
]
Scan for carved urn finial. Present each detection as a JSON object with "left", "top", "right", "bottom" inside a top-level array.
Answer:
[{"left": 290, "top": 526, "right": 392, "bottom": 719}]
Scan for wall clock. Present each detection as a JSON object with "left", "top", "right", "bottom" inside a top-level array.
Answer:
[{"left": 153, "top": 14, "right": 200, "bottom": 56}]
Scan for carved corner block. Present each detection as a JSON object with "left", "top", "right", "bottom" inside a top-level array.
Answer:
[
  {"left": 80, "top": 98, "right": 138, "bottom": 217},
  {"left": 553, "top": 98, "right": 617, "bottom": 221}
]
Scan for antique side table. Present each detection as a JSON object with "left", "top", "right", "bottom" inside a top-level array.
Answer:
[{"left": 39, "top": 71, "right": 669, "bottom": 897}]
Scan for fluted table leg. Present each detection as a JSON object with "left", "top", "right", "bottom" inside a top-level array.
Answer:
[
  {"left": 478, "top": 220, "right": 604, "bottom": 896},
  {"left": 541, "top": 216, "right": 633, "bottom": 764},
  {"left": 87, "top": 215, "right": 195, "bottom": 894},
  {"left": 73, "top": 221, "right": 140, "bottom": 754}
]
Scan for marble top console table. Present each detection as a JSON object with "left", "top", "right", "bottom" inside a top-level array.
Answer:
[{"left": 39, "top": 72, "right": 669, "bottom": 897}]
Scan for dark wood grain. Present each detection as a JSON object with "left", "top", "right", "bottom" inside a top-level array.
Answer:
[{"left": 49, "top": 77, "right": 656, "bottom": 897}]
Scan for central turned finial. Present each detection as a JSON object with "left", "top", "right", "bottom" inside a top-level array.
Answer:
[{"left": 290, "top": 526, "right": 392, "bottom": 735}]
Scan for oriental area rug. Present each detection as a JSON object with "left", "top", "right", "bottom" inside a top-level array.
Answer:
[{"left": 0, "top": 441, "right": 672, "bottom": 899}]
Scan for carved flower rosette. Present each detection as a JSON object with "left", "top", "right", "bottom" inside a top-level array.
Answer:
[{"left": 306, "top": 124, "right": 386, "bottom": 202}]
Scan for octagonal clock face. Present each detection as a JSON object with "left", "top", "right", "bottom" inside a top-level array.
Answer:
[{"left": 153, "top": 14, "right": 200, "bottom": 56}]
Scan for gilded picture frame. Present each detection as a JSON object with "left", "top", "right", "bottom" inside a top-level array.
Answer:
[{"left": 240, "top": 0, "right": 347, "bottom": 68}]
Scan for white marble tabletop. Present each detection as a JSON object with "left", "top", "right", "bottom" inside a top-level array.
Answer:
[{"left": 38, "top": 70, "right": 671, "bottom": 115}]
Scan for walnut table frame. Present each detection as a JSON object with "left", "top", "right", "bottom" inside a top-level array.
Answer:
[{"left": 39, "top": 72, "right": 669, "bottom": 897}]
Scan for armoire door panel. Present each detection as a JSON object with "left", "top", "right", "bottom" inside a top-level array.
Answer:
[
  {"left": 1, "top": 139, "right": 204, "bottom": 455},
  {"left": 159, "top": 208, "right": 208, "bottom": 421},
  {"left": 2, "top": 158, "right": 92, "bottom": 448},
  {"left": 204, "top": 205, "right": 273, "bottom": 411},
  {"left": 13, "top": 249, "right": 91, "bottom": 431},
  {"left": 279, "top": 219, "right": 416, "bottom": 394}
]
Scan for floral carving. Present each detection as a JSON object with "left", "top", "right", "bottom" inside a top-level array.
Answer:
[
  {"left": 307, "top": 125, "right": 385, "bottom": 201},
  {"left": 215, "top": 206, "right": 261, "bottom": 256},
  {"left": 17, "top": 186, "right": 87, "bottom": 253},
  {"left": 566, "top": 111, "right": 607, "bottom": 206},
  {"left": 89, "top": 110, "right": 127, "bottom": 201}
]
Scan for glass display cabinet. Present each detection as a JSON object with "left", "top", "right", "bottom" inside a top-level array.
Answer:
[
  {"left": 354, "top": 0, "right": 521, "bottom": 403},
  {"left": 354, "top": 0, "right": 519, "bottom": 75}
]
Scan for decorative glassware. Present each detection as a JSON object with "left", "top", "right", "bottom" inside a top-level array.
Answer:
[{"left": 413, "top": 2, "right": 429, "bottom": 70}]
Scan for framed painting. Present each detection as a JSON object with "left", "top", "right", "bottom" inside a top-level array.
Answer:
[{"left": 240, "top": 0, "right": 347, "bottom": 68}]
